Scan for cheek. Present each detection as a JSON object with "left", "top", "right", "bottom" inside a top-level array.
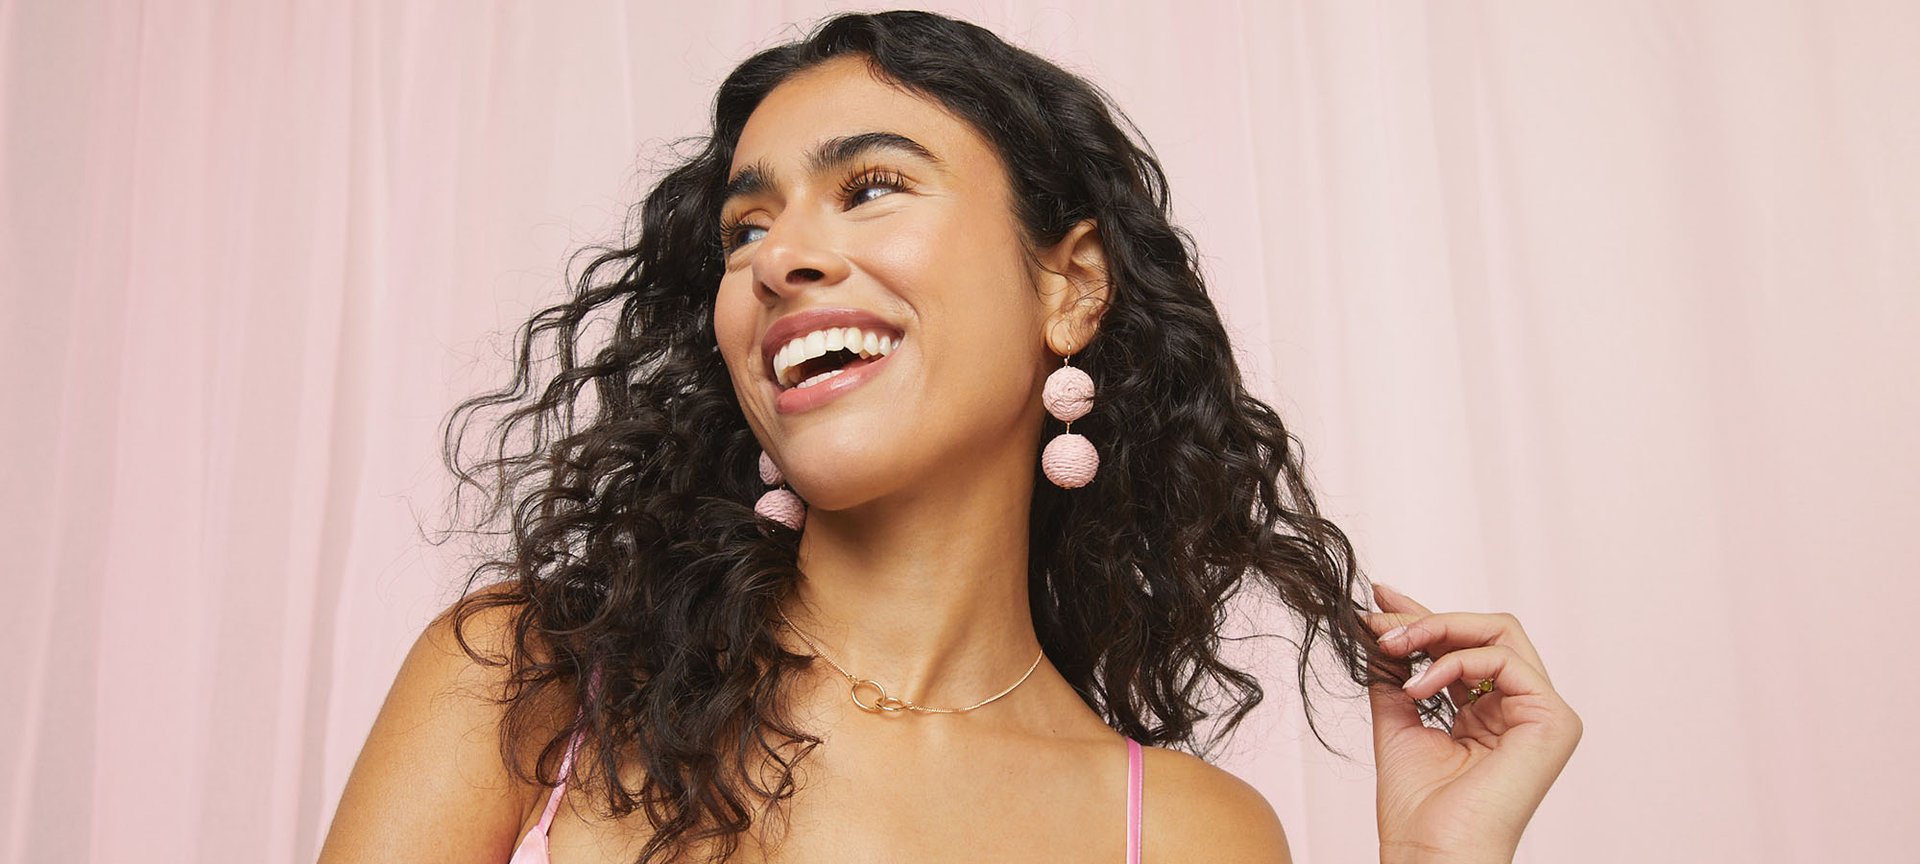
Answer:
[
  {"left": 858, "top": 207, "right": 1028, "bottom": 304},
  {"left": 859, "top": 219, "right": 1042, "bottom": 400},
  {"left": 712, "top": 279, "right": 758, "bottom": 379},
  {"left": 854, "top": 213, "right": 941, "bottom": 277}
]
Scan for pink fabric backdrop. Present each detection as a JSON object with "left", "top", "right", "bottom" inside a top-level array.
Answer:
[{"left": 4, "top": 2, "right": 1915, "bottom": 862}]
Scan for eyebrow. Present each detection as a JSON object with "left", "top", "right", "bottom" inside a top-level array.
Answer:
[{"left": 720, "top": 131, "right": 943, "bottom": 212}]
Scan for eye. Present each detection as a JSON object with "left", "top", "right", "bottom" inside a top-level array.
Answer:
[
  {"left": 717, "top": 217, "right": 765, "bottom": 254},
  {"left": 717, "top": 166, "right": 914, "bottom": 255},
  {"left": 838, "top": 166, "right": 911, "bottom": 208}
]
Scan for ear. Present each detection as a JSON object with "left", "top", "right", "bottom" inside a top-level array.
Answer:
[{"left": 1036, "top": 218, "right": 1111, "bottom": 357}]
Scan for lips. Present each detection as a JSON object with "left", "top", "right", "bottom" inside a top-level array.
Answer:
[
  {"left": 760, "top": 307, "right": 905, "bottom": 386},
  {"left": 772, "top": 344, "right": 898, "bottom": 415}
]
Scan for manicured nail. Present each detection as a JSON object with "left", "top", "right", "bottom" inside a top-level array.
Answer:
[
  {"left": 1403, "top": 664, "right": 1431, "bottom": 691},
  {"left": 1379, "top": 625, "right": 1408, "bottom": 644}
]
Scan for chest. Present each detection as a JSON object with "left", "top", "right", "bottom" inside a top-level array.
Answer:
[{"left": 540, "top": 737, "right": 1134, "bottom": 864}]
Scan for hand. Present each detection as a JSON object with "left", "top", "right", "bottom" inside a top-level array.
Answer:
[{"left": 1364, "top": 582, "right": 1582, "bottom": 864}]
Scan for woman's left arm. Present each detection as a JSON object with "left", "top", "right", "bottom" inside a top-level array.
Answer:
[{"left": 1364, "top": 582, "right": 1584, "bottom": 864}]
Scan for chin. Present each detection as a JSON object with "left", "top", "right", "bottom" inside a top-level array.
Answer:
[
  {"left": 781, "top": 483, "right": 891, "bottom": 516},
  {"left": 776, "top": 449, "right": 906, "bottom": 513}
]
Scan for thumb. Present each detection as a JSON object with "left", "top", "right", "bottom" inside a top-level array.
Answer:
[{"left": 1368, "top": 678, "right": 1425, "bottom": 743}]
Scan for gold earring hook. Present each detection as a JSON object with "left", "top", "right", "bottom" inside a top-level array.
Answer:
[{"left": 1049, "top": 318, "right": 1076, "bottom": 357}]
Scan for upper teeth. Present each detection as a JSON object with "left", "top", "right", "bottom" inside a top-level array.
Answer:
[{"left": 773, "top": 326, "right": 900, "bottom": 388}]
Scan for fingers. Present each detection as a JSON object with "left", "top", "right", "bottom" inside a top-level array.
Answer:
[
  {"left": 1360, "top": 583, "right": 1434, "bottom": 647},
  {"left": 1373, "top": 610, "right": 1551, "bottom": 688},
  {"left": 1363, "top": 584, "right": 1455, "bottom": 705},
  {"left": 1366, "top": 678, "right": 1428, "bottom": 741},
  {"left": 1363, "top": 583, "right": 1553, "bottom": 688},
  {"left": 1363, "top": 584, "right": 1583, "bottom": 786},
  {"left": 1400, "top": 643, "right": 1549, "bottom": 704},
  {"left": 1371, "top": 582, "right": 1431, "bottom": 616}
]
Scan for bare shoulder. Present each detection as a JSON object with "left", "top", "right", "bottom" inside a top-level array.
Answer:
[
  {"left": 1140, "top": 744, "right": 1293, "bottom": 863},
  {"left": 318, "top": 581, "right": 572, "bottom": 863}
]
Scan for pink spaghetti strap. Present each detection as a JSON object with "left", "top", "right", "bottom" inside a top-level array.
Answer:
[
  {"left": 508, "top": 667, "right": 605, "bottom": 864},
  {"left": 532, "top": 665, "right": 603, "bottom": 833},
  {"left": 534, "top": 725, "right": 586, "bottom": 832},
  {"left": 1126, "top": 736, "right": 1143, "bottom": 863}
]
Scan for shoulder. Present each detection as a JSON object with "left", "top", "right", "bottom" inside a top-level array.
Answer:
[
  {"left": 407, "top": 581, "right": 581, "bottom": 783},
  {"left": 319, "top": 582, "right": 573, "bottom": 863},
  {"left": 1140, "top": 744, "right": 1293, "bottom": 863}
]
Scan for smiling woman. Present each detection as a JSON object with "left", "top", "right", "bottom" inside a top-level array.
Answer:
[{"left": 319, "top": 10, "right": 1577, "bottom": 864}]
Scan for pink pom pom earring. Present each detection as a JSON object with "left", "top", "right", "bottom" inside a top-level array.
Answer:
[
  {"left": 1041, "top": 349, "right": 1099, "bottom": 488},
  {"left": 753, "top": 449, "right": 806, "bottom": 530}
]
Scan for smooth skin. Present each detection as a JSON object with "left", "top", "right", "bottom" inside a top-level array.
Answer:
[
  {"left": 318, "top": 586, "right": 575, "bottom": 862},
  {"left": 1365, "top": 583, "right": 1583, "bottom": 863},
  {"left": 321, "top": 53, "right": 1578, "bottom": 863},
  {"left": 317, "top": 586, "right": 1288, "bottom": 863}
]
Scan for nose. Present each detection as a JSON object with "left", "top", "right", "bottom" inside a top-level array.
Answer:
[{"left": 749, "top": 208, "right": 852, "bottom": 301}]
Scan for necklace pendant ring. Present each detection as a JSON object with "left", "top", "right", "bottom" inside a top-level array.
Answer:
[
  {"left": 849, "top": 677, "right": 889, "bottom": 712},
  {"left": 849, "top": 677, "right": 914, "bottom": 713}
]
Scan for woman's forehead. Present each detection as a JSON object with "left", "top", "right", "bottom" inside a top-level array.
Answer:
[{"left": 730, "top": 60, "right": 991, "bottom": 179}]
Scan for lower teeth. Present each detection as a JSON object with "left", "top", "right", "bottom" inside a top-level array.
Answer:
[{"left": 794, "top": 367, "right": 847, "bottom": 389}]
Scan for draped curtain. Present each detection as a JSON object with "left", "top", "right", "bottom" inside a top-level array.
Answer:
[{"left": 4, "top": 2, "right": 1913, "bottom": 861}]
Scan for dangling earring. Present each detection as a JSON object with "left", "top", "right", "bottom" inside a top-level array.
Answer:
[
  {"left": 1041, "top": 348, "right": 1099, "bottom": 488},
  {"left": 754, "top": 450, "right": 806, "bottom": 530}
]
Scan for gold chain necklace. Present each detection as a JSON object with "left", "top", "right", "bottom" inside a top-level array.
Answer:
[{"left": 777, "top": 608, "right": 1046, "bottom": 714}]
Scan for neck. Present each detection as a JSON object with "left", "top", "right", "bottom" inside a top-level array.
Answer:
[{"left": 775, "top": 453, "right": 1044, "bottom": 716}]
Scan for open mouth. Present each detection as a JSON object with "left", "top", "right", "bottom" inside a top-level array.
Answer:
[
  {"left": 782, "top": 346, "right": 882, "bottom": 390},
  {"left": 769, "top": 329, "right": 903, "bottom": 391},
  {"left": 768, "top": 330, "right": 904, "bottom": 415}
]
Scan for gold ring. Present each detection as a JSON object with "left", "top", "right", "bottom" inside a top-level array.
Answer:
[{"left": 1463, "top": 677, "right": 1496, "bottom": 705}]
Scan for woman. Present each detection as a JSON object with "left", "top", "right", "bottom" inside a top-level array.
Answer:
[{"left": 321, "top": 11, "right": 1580, "bottom": 864}]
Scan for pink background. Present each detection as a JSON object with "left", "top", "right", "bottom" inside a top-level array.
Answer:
[{"left": 5, "top": 2, "right": 1916, "bottom": 862}]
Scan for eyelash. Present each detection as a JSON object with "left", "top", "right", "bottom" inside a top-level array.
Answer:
[{"left": 716, "top": 166, "right": 913, "bottom": 254}]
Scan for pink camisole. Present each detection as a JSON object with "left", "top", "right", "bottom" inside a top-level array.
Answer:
[{"left": 507, "top": 733, "right": 1146, "bottom": 863}]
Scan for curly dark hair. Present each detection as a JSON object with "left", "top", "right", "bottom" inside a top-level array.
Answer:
[{"left": 435, "top": 9, "right": 1448, "bottom": 863}]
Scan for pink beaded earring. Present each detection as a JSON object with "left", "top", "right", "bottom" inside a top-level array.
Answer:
[
  {"left": 753, "top": 450, "right": 806, "bottom": 530},
  {"left": 1041, "top": 348, "right": 1098, "bottom": 488}
]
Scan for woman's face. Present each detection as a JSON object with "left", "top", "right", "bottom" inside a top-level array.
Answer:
[{"left": 712, "top": 56, "right": 1067, "bottom": 512}]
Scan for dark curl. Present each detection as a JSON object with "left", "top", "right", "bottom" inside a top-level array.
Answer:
[{"left": 436, "top": 10, "right": 1448, "bottom": 863}]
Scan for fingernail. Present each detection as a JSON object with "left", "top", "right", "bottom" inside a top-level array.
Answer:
[
  {"left": 1373, "top": 582, "right": 1403, "bottom": 601},
  {"left": 1403, "top": 664, "right": 1430, "bottom": 691},
  {"left": 1379, "top": 625, "right": 1408, "bottom": 644}
]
